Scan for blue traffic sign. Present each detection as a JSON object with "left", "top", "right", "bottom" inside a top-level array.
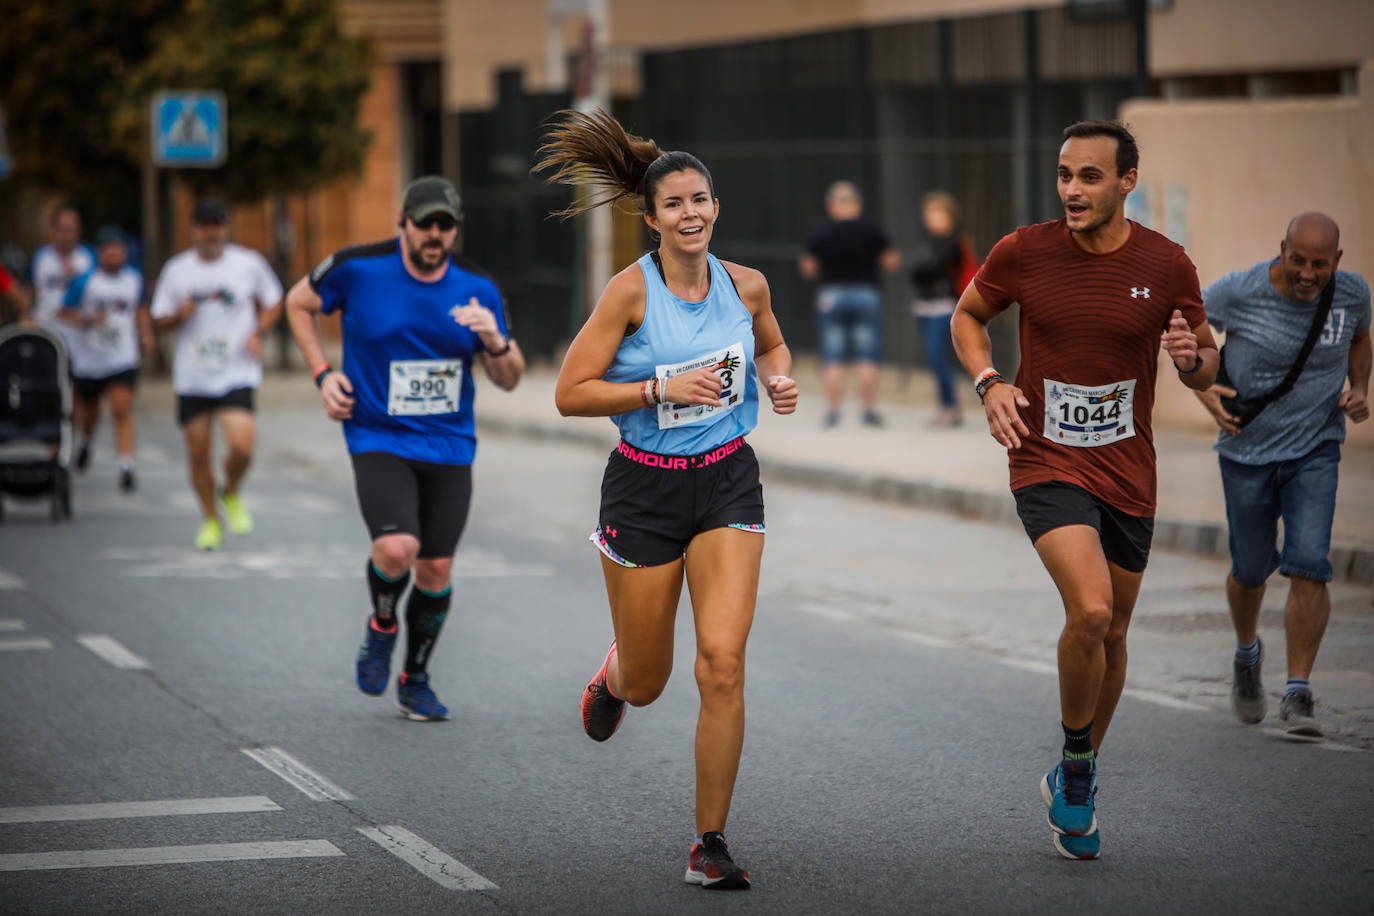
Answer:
[{"left": 151, "top": 91, "right": 227, "bottom": 168}]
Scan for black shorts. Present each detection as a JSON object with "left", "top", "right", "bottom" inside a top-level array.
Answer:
[
  {"left": 177, "top": 387, "right": 255, "bottom": 426},
  {"left": 594, "top": 437, "right": 765, "bottom": 568},
  {"left": 351, "top": 450, "right": 472, "bottom": 559},
  {"left": 73, "top": 368, "right": 138, "bottom": 403},
  {"left": 1013, "top": 481, "right": 1154, "bottom": 573}
]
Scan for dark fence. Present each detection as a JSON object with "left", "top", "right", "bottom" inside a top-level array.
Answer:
[{"left": 459, "top": 5, "right": 1142, "bottom": 368}]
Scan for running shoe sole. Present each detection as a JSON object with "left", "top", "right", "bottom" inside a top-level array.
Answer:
[
  {"left": 396, "top": 702, "right": 450, "bottom": 722},
  {"left": 684, "top": 867, "right": 751, "bottom": 889},
  {"left": 581, "top": 641, "right": 625, "bottom": 741}
]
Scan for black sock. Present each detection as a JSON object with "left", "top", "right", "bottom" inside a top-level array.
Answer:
[
  {"left": 1062, "top": 720, "right": 1094, "bottom": 761},
  {"left": 366, "top": 560, "right": 410, "bottom": 628},
  {"left": 404, "top": 584, "right": 451, "bottom": 675}
]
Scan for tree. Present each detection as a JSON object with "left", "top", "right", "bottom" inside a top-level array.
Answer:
[
  {"left": 113, "top": 0, "right": 373, "bottom": 201},
  {"left": 0, "top": 0, "right": 184, "bottom": 224}
]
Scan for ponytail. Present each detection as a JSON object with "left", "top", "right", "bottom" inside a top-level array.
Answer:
[{"left": 534, "top": 108, "right": 714, "bottom": 219}]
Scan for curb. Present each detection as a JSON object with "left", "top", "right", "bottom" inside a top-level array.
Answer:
[{"left": 475, "top": 416, "right": 1374, "bottom": 587}]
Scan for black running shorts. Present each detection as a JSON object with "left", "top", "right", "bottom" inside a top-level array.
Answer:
[
  {"left": 350, "top": 450, "right": 472, "bottom": 558},
  {"left": 594, "top": 437, "right": 765, "bottom": 568},
  {"left": 176, "top": 386, "right": 255, "bottom": 426},
  {"left": 73, "top": 368, "right": 138, "bottom": 403},
  {"left": 1013, "top": 480, "right": 1154, "bottom": 573}
]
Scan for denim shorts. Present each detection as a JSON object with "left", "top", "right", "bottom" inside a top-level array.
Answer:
[
  {"left": 1219, "top": 439, "right": 1340, "bottom": 585},
  {"left": 817, "top": 283, "right": 883, "bottom": 362}
]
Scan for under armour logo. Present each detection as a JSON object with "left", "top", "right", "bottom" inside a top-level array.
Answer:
[
  {"left": 1130, "top": 287, "right": 1150, "bottom": 299},
  {"left": 605, "top": 527, "right": 618, "bottom": 538}
]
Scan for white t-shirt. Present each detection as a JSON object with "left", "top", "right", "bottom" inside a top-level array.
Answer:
[
  {"left": 62, "top": 265, "right": 144, "bottom": 378},
  {"left": 30, "top": 244, "right": 96, "bottom": 344},
  {"left": 150, "top": 244, "right": 283, "bottom": 396}
]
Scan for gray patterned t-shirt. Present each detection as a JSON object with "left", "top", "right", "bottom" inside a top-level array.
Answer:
[{"left": 1203, "top": 259, "right": 1370, "bottom": 465}]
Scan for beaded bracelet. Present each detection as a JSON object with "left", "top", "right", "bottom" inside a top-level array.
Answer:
[{"left": 975, "top": 372, "right": 1005, "bottom": 403}]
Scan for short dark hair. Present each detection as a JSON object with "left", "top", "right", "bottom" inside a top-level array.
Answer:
[{"left": 1062, "top": 120, "right": 1138, "bottom": 178}]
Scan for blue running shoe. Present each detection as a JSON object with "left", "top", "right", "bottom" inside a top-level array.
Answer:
[
  {"left": 1040, "top": 757, "right": 1098, "bottom": 846},
  {"left": 1052, "top": 830, "right": 1101, "bottom": 860},
  {"left": 355, "top": 619, "right": 397, "bottom": 696},
  {"left": 397, "top": 672, "right": 449, "bottom": 721}
]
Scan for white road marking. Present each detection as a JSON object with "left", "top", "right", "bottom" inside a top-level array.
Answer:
[
  {"left": 241, "top": 747, "right": 355, "bottom": 801},
  {"left": 0, "top": 840, "right": 343, "bottom": 872},
  {"left": 76, "top": 634, "right": 149, "bottom": 669},
  {"left": 1120, "top": 687, "right": 1208, "bottom": 712},
  {"left": 357, "top": 826, "right": 498, "bottom": 891},
  {"left": 0, "top": 796, "right": 281, "bottom": 824},
  {"left": 0, "top": 568, "right": 26, "bottom": 590},
  {"left": 0, "top": 619, "right": 27, "bottom": 630},
  {"left": 103, "top": 544, "right": 553, "bottom": 580},
  {"left": 0, "top": 638, "right": 54, "bottom": 652},
  {"left": 1258, "top": 727, "right": 1362, "bottom": 751}
]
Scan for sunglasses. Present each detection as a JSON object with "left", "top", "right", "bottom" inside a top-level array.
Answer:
[{"left": 412, "top": 214, "right": 459, "bottom": 231}]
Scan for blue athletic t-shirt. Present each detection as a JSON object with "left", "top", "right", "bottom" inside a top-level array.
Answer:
[
  {"left": 604, "top": 252, "right": 758, "bottom": 455},
  {"left": 309, "top": 239, "right": 510, "bottom": 465}
]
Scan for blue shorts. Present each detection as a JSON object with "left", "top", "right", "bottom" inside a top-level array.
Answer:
[
  {"left": 1219, "top": 440, "right": 1340, "bottom": 586},
  {"left": 817, "top": 284, "right": 883, "bottom": 363}
]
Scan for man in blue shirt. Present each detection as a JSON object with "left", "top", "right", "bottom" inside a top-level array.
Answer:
[
  {"left": 285, "top": 176, "right": 525, "bottom": 721},
  {"left": 1197, "top": 213, "right": 1370, "bottom": 739}
]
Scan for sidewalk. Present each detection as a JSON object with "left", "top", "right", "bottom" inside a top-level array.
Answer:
[{"left": 161, "top": 359, "right": 1374, "bottom": 585}]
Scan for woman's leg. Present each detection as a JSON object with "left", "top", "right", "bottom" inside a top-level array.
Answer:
[
  {"left": 682, "top": 527, "right": 763, "bottom": 834},
  {"left": 600, "top": 555, "right": 685, "bottom": 706}
]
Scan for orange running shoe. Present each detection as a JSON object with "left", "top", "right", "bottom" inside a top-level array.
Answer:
[{"left": 581, "top": 641, "right": 626, "bottom": 741}]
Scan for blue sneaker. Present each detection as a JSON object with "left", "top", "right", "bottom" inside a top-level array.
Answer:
[
  {"left": 355, "top": 619, "right": 397, "bottom": 696},
  {"left": 1040, "top": 758, "right": 1099, "bottom": 860},
  {"left": 397, "top": 672, "right": 449, "bottom": 721}
]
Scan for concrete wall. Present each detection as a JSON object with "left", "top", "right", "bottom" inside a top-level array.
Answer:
[
  {"left": 1127, "top": 62, "right": 1374, "bottom": 442},
  {"left": 1151, "top": 0, "right": 1373, "bottom": 76}
]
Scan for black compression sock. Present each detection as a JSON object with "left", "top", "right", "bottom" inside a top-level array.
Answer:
[
  {"left": 403, "top": 584, "right": 451, "bottom": 675},
  {"left": 366, "top": 560, "right": 410, "bottom": 627},
  {"left": 1062, "top": 720, "right": 1094, "bottom": 761}
]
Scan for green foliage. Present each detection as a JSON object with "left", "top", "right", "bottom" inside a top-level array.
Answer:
[
  {"left": 0, "top": 0, "right": 372, "bottom": 209},
  {"left": 0, "top": 0, "right": 182, "bottom": 216},
  {"left": 114, "top": 0, "right": 373, "bottom": 201}
]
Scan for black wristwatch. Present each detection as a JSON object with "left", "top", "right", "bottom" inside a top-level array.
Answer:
[
  {"left": 1178, "top": 354, "right": 1204, "bottom": 374},
  {"left": 488, "top": 337, "right": 513, "bottom": 357}
]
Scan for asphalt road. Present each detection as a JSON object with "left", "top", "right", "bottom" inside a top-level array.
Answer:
[{"left": 1, "top": 406, "right": 1371, "bottom": 915}]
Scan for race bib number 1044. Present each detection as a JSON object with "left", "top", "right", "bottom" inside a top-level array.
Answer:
[
  {"left": 1043, "top": 378, "right": 1136, "bottom": 448},
  {"left": 656, "top": 342, "right": 746, "bottom": 430}
]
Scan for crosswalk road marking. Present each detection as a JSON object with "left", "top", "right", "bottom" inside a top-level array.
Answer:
[
  {"left": 242, "top": 747, "right": 355, "bottom": 801},
  {"left": 103, "top": 544, "right": 554, "bottom": 580},
  {"left": 0, "top": 840, "right": 345, "bottom": 872},
  {"left": 0, "top": 637, "right": 53, "bottom": 652},
  {"left": 76, "top": 634, "right": 149, "bottom": 669},
  {"left": 0, "top": 619, "right": 27, "bottom": 630},
  {"left": 0, "top": 796, "right": 281, "bottom": 824},
  {"left": 357, "top": 826, "right": 498, "bottom": 891},
  {"left": 0, "top": 568, "right": 26, "bottom": 590}
]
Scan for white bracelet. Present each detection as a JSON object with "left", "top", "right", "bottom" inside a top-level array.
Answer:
[
  {"left": 973, "top": 367, "right": 999, "bottom": 387},
  {"left": 655, "top": 371, "right": 668, "bottom": 405}
]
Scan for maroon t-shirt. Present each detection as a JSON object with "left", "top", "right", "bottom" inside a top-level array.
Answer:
[{"left": 974, "top": 219, "right": 1206, "bottom": 516}]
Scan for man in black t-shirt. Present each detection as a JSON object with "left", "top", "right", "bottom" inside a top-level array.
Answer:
[{"left": 799, "top": 181, "right": 898, "bottom": 427}]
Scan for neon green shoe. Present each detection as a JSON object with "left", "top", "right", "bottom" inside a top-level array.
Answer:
[
  {"left": 195, "top": 518, "right": 224, "bottom": 551},
  {"left": 220, "top": 491, "right": 253, "bottom": 535}
]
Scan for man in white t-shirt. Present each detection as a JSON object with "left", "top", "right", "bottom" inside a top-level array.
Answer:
[
  {"left": 150, "top": 201, "right": 283, "bottom": 550},
  {"left": 59, "top": 225, "right": 154, "bottom": 492},
  {"left": 24, "top": 206, "right": 95, "bottom": 344}
]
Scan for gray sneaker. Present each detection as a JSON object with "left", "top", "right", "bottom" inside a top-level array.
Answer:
[
  {"left": 1279, "top": 687, "right": 1323, "bottom": 739},
  {"left": 1230, "top": 638, "right": 1266, "bottom": 724}
]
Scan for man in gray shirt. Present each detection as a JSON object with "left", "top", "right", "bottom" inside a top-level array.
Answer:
[{"left": 1197, "top": 212, "right": 1370, "bottom": 739}]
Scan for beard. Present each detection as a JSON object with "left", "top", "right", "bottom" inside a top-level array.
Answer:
[{"left": 406, "top": 240, "right": 448, "bottom": 271}]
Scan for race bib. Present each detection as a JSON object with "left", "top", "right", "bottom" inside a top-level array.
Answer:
[
  {"left": 192, "top": 333, "right": 231, "bottom": 371},
  {"left": 1043, "top": 378, "right": 1136, "bottom": 448},
  {"left": 388, "top": 358, "right": 462, "bottom": 416},
  {"left": 656, "top": 342, "right": 747, "bottom": 430},
  {"left": 89, "top": 322, "right": 126, "bottom": 352}
]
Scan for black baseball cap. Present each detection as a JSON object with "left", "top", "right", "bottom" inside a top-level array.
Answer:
[
  {"left": 402, "top": 176, "right": 462, "bottom": 223},
  {"left": 95, "top": 224, "right": 127, "bottom": 247},
  {"left": 192, "top": 200, "right": 229, "bottom": 225}
]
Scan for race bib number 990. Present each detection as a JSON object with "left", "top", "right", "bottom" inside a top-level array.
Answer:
[
  {"left": 388, "top": 359, "right": 462, "bottom": 416},
  {"left": 656, "top": 342, "right": 746, "bottom": 430},
  {"left": 1043, "top": 378, "right": 1136, "bottom": 448}
]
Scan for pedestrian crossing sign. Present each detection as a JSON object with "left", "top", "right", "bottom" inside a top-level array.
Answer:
[{"left": 151, "top": 90, "right": 227, "bottom": 167}]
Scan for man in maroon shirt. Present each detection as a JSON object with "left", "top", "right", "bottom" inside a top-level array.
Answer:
[{"left": 951, "top": 120, "right": 1219, "bottom": 860}]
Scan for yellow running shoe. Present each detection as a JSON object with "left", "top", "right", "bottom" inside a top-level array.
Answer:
[
  {"left": 220, "top": 491, "right": 253, "bottom": 535},
  {"left": 195, "top": 518, "right": 224, "bottom": 551}
]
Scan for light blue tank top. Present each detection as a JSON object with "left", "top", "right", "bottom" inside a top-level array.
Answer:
[{"left": 604, "top": 252, "right": 758, "bottom": 455}]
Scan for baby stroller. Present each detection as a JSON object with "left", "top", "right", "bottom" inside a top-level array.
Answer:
[{"left": 0, "top": 324, "right": 73, "bottom": 521}]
